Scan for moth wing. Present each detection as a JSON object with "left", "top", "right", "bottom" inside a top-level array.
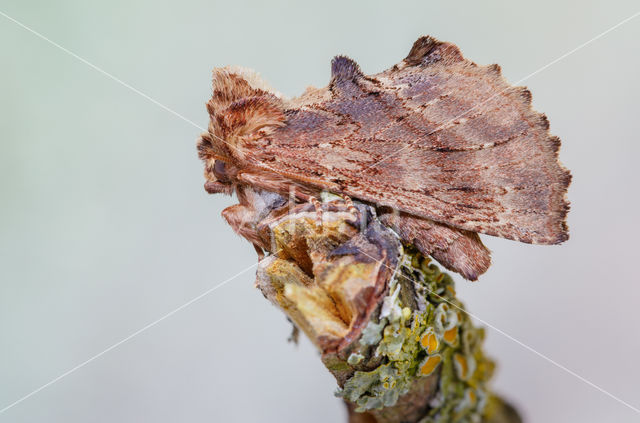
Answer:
[{"left": 245, "top": 36, "right": 571, "bottom": 244}]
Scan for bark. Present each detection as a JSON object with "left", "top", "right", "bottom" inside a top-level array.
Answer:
[{"left": 252, "top": 197, "right": 522, "bottom": 423}]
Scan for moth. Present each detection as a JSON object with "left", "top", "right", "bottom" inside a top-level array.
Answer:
[{"left": 197, "top": 36, "right": 571, "bottom": 280}]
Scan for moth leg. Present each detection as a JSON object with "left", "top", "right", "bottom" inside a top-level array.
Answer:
[
  {"left": 221, "top": 204, "right": 266, "bottom": 256},
  {"left": 378, "top": 211, "right": 491, "bottom": 281},
  {"left": 253, "top": 244, "right": 265, "bottom": 260},
  {"left": 310, "top": 197, "right": 324, "bottom": 229},
  {"left": 336, "top": 193, "right": 357, "bottom": 213},
  {"left": 337, "top": 194, "right": 360, "bottom": 225},
  {"left": 237, "top": 171, "right": 319, "bottom": 203}
]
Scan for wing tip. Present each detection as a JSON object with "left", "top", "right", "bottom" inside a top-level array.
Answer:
[
  {"left": 555, "top": 170, "right": 572, "bottom": 244},
  {"left": 430, "top": 231, "right": 492, "bottom": 281}
]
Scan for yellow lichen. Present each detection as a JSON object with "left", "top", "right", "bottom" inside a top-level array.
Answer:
[
  {"left": 419, "top": 354, "right": 442, "bottom": 376},
  {"left": 420, "top": 328, "right": 439, "bottom": 354},
  {"left": 446, "top": 285, "right": 456, "bottom": 296},
  {"left": 443, "top": 327, "right": 458, "bottom": 345},
  {"left": 454, "top": 353, "right": 468, "bottom": 380},
  {"left": 468, "top": 389, "right": 477, "bottom": 406},
  {"left": 453, "top": 353, "right": 476, "bottom": 381},
  {"left": 402, "top": 307, "right": 412, "bottom": 320}
]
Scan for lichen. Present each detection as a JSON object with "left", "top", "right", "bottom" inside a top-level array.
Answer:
[
  {"left": 360, "top": 320, "right": 386, "bottom": 346},
  {"left": 336, "top": 247, "right": 495, "bottom": 422},
  {"left": 348, "top": 353, "right": 365, "bottom": 365},
  {"left": 254, "top": 198, "right": 505, "bottom": 422}
]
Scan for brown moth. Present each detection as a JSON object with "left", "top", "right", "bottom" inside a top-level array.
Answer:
[{"left": 197, "top": 36, "right": 571, "bottom": 281}]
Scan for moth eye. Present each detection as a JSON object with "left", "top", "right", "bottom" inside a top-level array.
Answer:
[{"left": 213, "top": 160, "right": 229, "bottom": 182}]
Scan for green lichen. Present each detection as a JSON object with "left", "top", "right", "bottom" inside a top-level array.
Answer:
[
  {"left": 336, "top": 247, "right": 495, "bottom": 422},
  {"left": 359, "top": 319, "right": 386, "bottom": 346},
  {"left": 347, "top": 353, "right": 365, "bottom": 365}
]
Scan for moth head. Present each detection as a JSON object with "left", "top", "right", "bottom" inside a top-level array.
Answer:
[
  {"left": 197, "top": 67, "right": 287, "bottom": 195},
  {"left": 201, "top": 66, "right": 286, "bottom": 161},
  {"left": 200, "top": 156, "right": 236, "bottom": 196}
]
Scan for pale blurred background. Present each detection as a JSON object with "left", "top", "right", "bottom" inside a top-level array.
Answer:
[{"left": 1, "top": 1, "right": 639, "bottom": 422}]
